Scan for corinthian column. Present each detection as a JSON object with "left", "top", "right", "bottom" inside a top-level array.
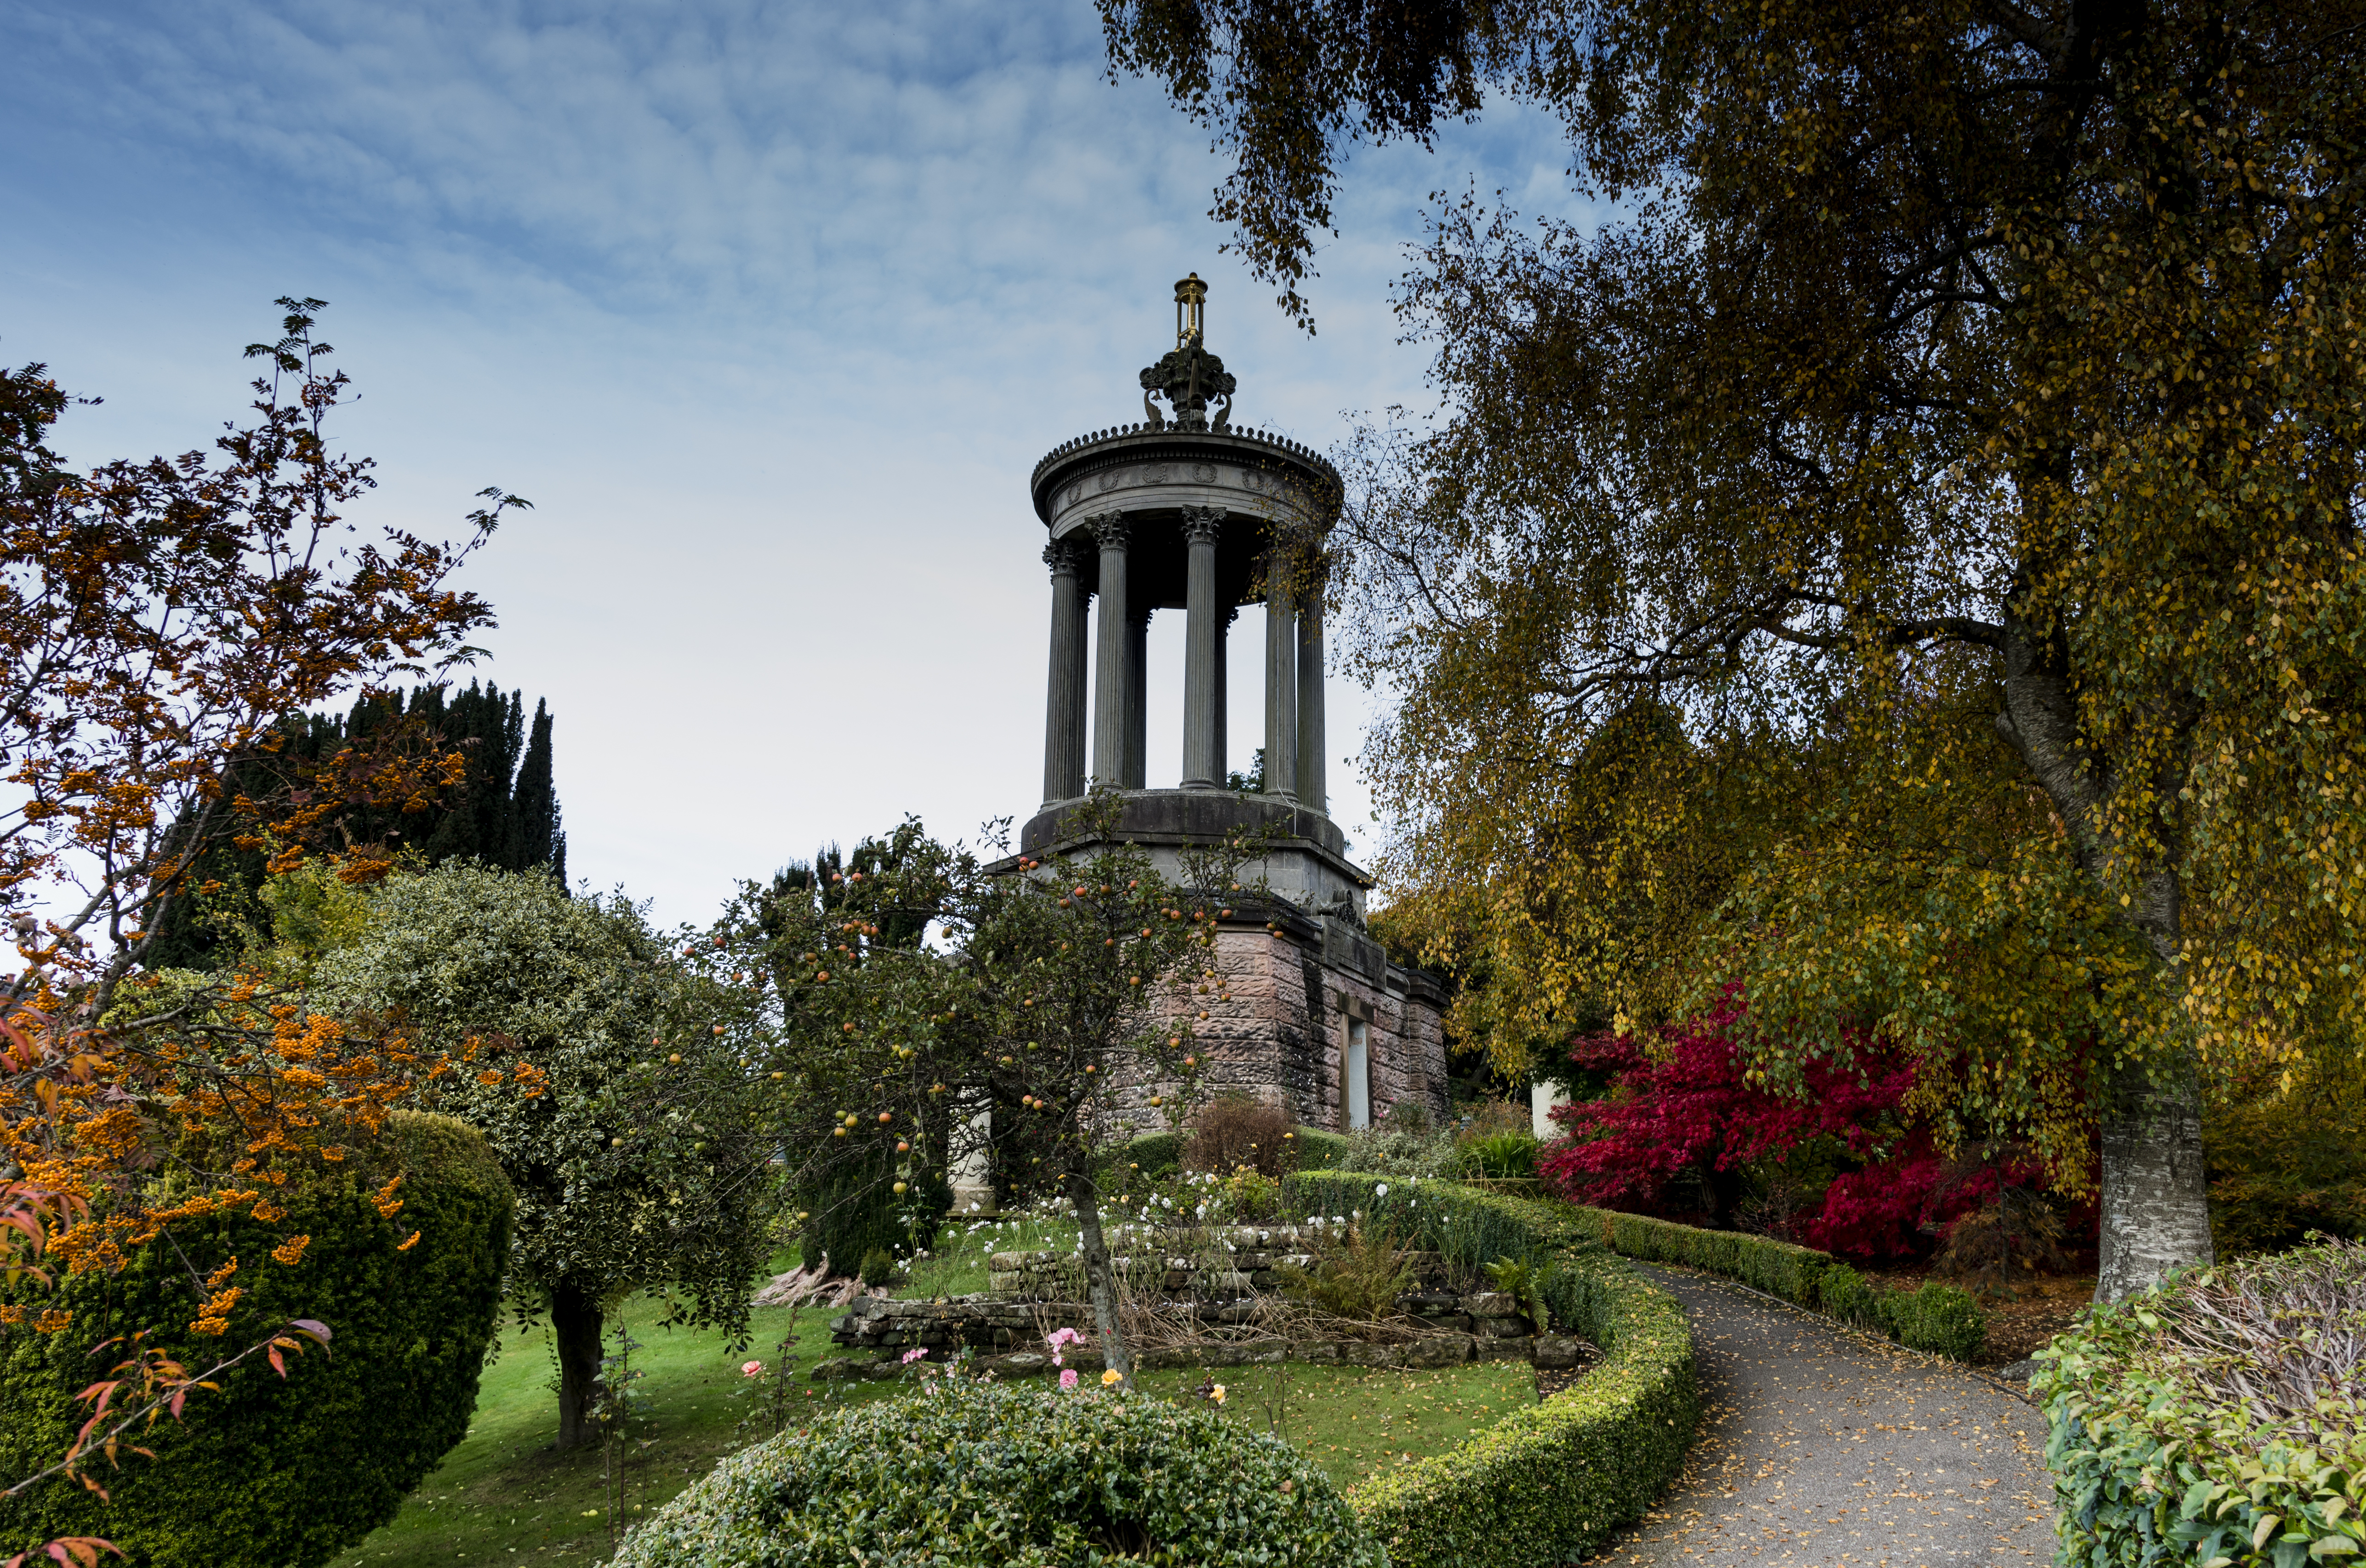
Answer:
[
  {"left": 1040, "top": 538, "right": 1088, "bottom": 807},
  {"left": 1090, "top": 514, "right": 1131, "bottom": 788},
  {"left": 1263, "top": 545, "right": 1299, "bottom": 803},
  {"left": 1180, "top": 507, "right": 1225, "bottom": 789},
  {"left": 1296, "top": 582, "right": 1326, "bottom": 814}
]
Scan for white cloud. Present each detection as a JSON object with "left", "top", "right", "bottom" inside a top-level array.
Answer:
[{"left": 2, "top": 0, "right": 1592, "bottom": 928}]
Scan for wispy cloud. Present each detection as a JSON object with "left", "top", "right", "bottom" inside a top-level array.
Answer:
[{"left": 3, "top": 0, "right": 1591, "bottom": 925}]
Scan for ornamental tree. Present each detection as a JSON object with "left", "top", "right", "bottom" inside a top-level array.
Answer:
[
  {"left": 1104, "top": 0, "right": 2366, "bottom": 1299},
  {"left": 736, "top": 803, "right": 1251, "bottom": 1384},
  {"left": 316, "top": 862, "right": 777, "bottom": 1448},
  {"left": 0, "top": 302, "right": 514, "bottom": 1552}
]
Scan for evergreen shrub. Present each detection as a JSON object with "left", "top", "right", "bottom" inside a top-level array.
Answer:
[
  {"left": 1288, "top": 1125, "right": 1351, "bottom": 1171},
  {"left": 610, "top": 1378, "right": 1385, "bottom": 1568},
  {"left": 0, "top": 1112, "right": 512, "bottom": 1568},
  {"left": 800, "top": 1144, "right": 946, "bottom": 1277},
  {"left": 2035, "top": 1239, "right": 2366, "bottom": 1566},
  {"left": 1285, "top": 1172, "right": 1699, "bottom": 1568}
]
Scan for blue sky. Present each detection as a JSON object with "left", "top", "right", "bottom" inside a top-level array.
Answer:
[{"left": 3, "top": 0, "right": 1584, "bottom": 930}]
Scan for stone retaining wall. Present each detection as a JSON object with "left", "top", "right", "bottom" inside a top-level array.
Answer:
[{"left": 815, "top": 1287, "right": 1589, "bottom": 1383}]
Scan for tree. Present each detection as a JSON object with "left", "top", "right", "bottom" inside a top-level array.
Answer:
[
  {"left": 1102, "top": 0, "right": 2366, "bottom": 1298},
  {"left": 146, "top": 680, "right": 568, "bottom": 972},
  {"left": 0, "top": 300, "right": 517, "bottom": 1551},
  {"left": 316, "top": 862, "right": 775, "bottom": 1449},
  {"left": 740, "top": 804, "right": 1248, "bottom": 1383}
]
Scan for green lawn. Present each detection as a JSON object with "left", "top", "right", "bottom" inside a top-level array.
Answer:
[
  {"left": 335, "top": 1292, "right": 901, "bottom": 1566},
  {"left": 1133, "top": 1358, "right": 1537, "bottom": 1494},
  {"left": 340, "top": 1228, "right": 1538, "bottom": 1564}
]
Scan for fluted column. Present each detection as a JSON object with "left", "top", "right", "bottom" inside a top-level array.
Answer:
[
  {"left": 1123, "top": 606, "right": 1150, "bottom": 788},
  {"left": 1090, "top": 514, "right": 1131, "bottom": 788},
  {"left": 1215, "top": 606, "right": 1235, "bottom": 783},
  {"left": 1296, "top": 584, "right": 1326, "bottom": 813},
  {"left": 1041, "top": 538, "right": 1088, "bottom": 807},
  {"left": 1263, "top": 547, "right": 1299, "bottom": 802},
  {"left": 1180, "top": 507, "right": 1225, "bottom": 789}
]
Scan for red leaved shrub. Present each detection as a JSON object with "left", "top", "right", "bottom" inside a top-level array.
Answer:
[{"left": 1538, "top": 990, "right": 2052, "bottom": 1259}]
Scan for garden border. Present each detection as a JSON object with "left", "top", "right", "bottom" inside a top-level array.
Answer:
[
  {"left": 1560, "top": 1204, "right": 1989, "bottom": 1362},
  {"left": 1284, "top": 1172, "right": 1699, "bottom": 1568}
]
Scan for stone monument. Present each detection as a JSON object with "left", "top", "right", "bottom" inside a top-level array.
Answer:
[{"left": 997, "top": 274, "right": 1450, "bottom": 1152}]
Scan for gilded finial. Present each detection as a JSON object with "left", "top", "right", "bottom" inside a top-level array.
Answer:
[{"left": 1174, "top": 273, "right": 1208, "bottom": 347}]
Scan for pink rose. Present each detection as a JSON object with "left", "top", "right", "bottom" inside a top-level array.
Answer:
[
  {"left": 1060, "top": 1368, "right": 1079, "bottom": 1391},
  {"left": 741, "top": 1361, "right": 764, "bottom": 1378}
]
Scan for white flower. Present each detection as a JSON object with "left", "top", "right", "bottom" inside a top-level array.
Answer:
[{"left": 1376, "top": 1184, "right": 1390, "bottom": 1197}]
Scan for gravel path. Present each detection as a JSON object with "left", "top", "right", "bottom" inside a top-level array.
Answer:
[{"left": 1589, "top": 1267, "right": 2059, "bottom": 1567}]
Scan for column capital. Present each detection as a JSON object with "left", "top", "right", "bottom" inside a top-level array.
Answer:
[
  {"left": 1089, "top": 512, "right": 1131, "bottom": 549},
  {"left": 1180, "top": 506, "right": 1226, "bottom": 543},
  {"left": 1042, "top": 537, "right": 1085, "bottom": 578}
]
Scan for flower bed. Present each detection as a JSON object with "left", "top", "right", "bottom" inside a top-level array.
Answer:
[
  {"left": 2033, "top": 1238, "right": 2366, "bottom": 1566},
  {"left": 1284, "top": 1173, "right": 1699, "bottom": 1568}
]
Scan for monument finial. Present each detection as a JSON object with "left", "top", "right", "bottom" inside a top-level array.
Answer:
[
  {"left": 1174, "top": 272, "right": 1208, "bottom": 347},
  {"left": 1141, "top": 272, "right": 1234, "bottom": 433}
]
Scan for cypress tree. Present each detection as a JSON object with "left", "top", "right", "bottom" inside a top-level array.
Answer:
[
  {"left": 503, "top": 699, "right": 564, "bottom": 880},
  {"left": 147, "top": 683, "right": 565, "bottom": 969}
]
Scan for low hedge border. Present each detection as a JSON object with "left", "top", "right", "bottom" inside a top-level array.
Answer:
[
  {"left": 1560, "top": 1204, "right": 1986, "bottom": 1362},
  {"left": 1283, "top": 1172, "right": 1699, "bottom": 1568},
  {"left": 2032, "top": 1243, "right": 2366, "bottom": 1567}
]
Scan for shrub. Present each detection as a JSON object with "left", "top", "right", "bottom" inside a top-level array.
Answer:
[
  {"left": 802, "top": 1143, "right": 946, "bottom": 1279},
  {"left": 1184, "top": 1095, "right": 1295, "bottom": 1178},
  {"left": 611, "top": 1377, "right": 1386, "bottom": 1567},
  {"left": 1930, "top": 1187, "right": 2071, "bottom": 1293},
  {"left": 1288, "top": 1125, "right": 1350, "bottom": 1170},
  {"left": 0, "top": 1112, "right": 513, "bottom": 1568},
  {"left": 1283, "top": 1173, "right": 1699, "bottom": 1568},
  {"left": 1458, "top": 1130, "right": 1542, "bottom": 1180},
  {"left": 1115, "top": 1129, "right": 1184, "bottom": 1181},
  {"left": 2035, "top": 1239, "right": 2366, "bottom": 1566},
  {"left": 2204, "top": 1050, "right": 2366, "bottom": 1255},
  {"left": 1328, "top": 1123, "right": 1460, "bottom": 1178},
  {"left": 1565, "top": 1203, "right": 1985, "bottom": 1359},
  {"left": 1894, "top": 1282, "right": 1986, "bottom": 1360},
  {"left": 1278, "top": 1218, "right": 1414, "bottom": 1320},
  {"left": 858, "top": 1248, "right": 897, "bottom": 1285}
]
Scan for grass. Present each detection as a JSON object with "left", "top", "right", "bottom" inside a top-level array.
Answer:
[
  {"left": 335, "top": 1291, "right": 902, "bottom": 1566},
  {"left": 341, "top": 1220, "right": 1539, "bottom": 1562},
  {"left": 1132, "top": 1358, "right": 1538, "bottom": 1494}
]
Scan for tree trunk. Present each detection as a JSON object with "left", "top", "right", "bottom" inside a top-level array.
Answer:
[
  {"left": 550, "top": 1280, "right": 604, "bottom": 1451},
  {"left": 1066, "top": 1169, "right": 1132, "bottom": 1387},
  {"left": 2095, "top": 1055, "right": 2214, "bottom": 1301},
  {"left": 1996, "top": 603, "right": 2215, "bottom": 1302}
]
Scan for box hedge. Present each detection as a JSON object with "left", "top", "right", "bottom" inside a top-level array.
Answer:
[
  {"left": 1284, "top": 1172, "right": 1699, "bottom": 1568},
  {"left": 0, "top": 1112, "right": 513, "bottom": 1568},
  {"left": 2033, "top": 1240, "right": 2366, "bottom": 1567},
  {"left": 1556, "top": 1202, "right": 1986, "bottom": 1361}
]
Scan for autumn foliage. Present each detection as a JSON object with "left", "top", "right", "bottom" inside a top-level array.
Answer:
[
  {"left": 1539, "top": 996, "right": 2057, "bottom": 1260},
  {"left": 0, "top": 302, "right": 523, "bottom": 1550}
]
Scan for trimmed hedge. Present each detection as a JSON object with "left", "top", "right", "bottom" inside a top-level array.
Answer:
[
  {"left": 0, "top": 1112, "right": 513, "bottom": 1568},
  {"left": 2034, "top": 1242, "right": 2366, "bottom": 1566},
  {"left": 1289, "top": 1125, "right": 1352, "bottom": 1172},
  {"left": 613, "top": 1377, "right": 1386, "bottom": 1567},
  {"left": 1559, "top": 1203, "right": 1987, "bottom": 1361},
  {"left": 1284, "top": 1172, "right": 1699, "bottom": 1568}
]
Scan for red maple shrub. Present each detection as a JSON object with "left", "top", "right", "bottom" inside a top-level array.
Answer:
[{"left": 1537, "top": 991, "right": 2041, "bottom": 1260}]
